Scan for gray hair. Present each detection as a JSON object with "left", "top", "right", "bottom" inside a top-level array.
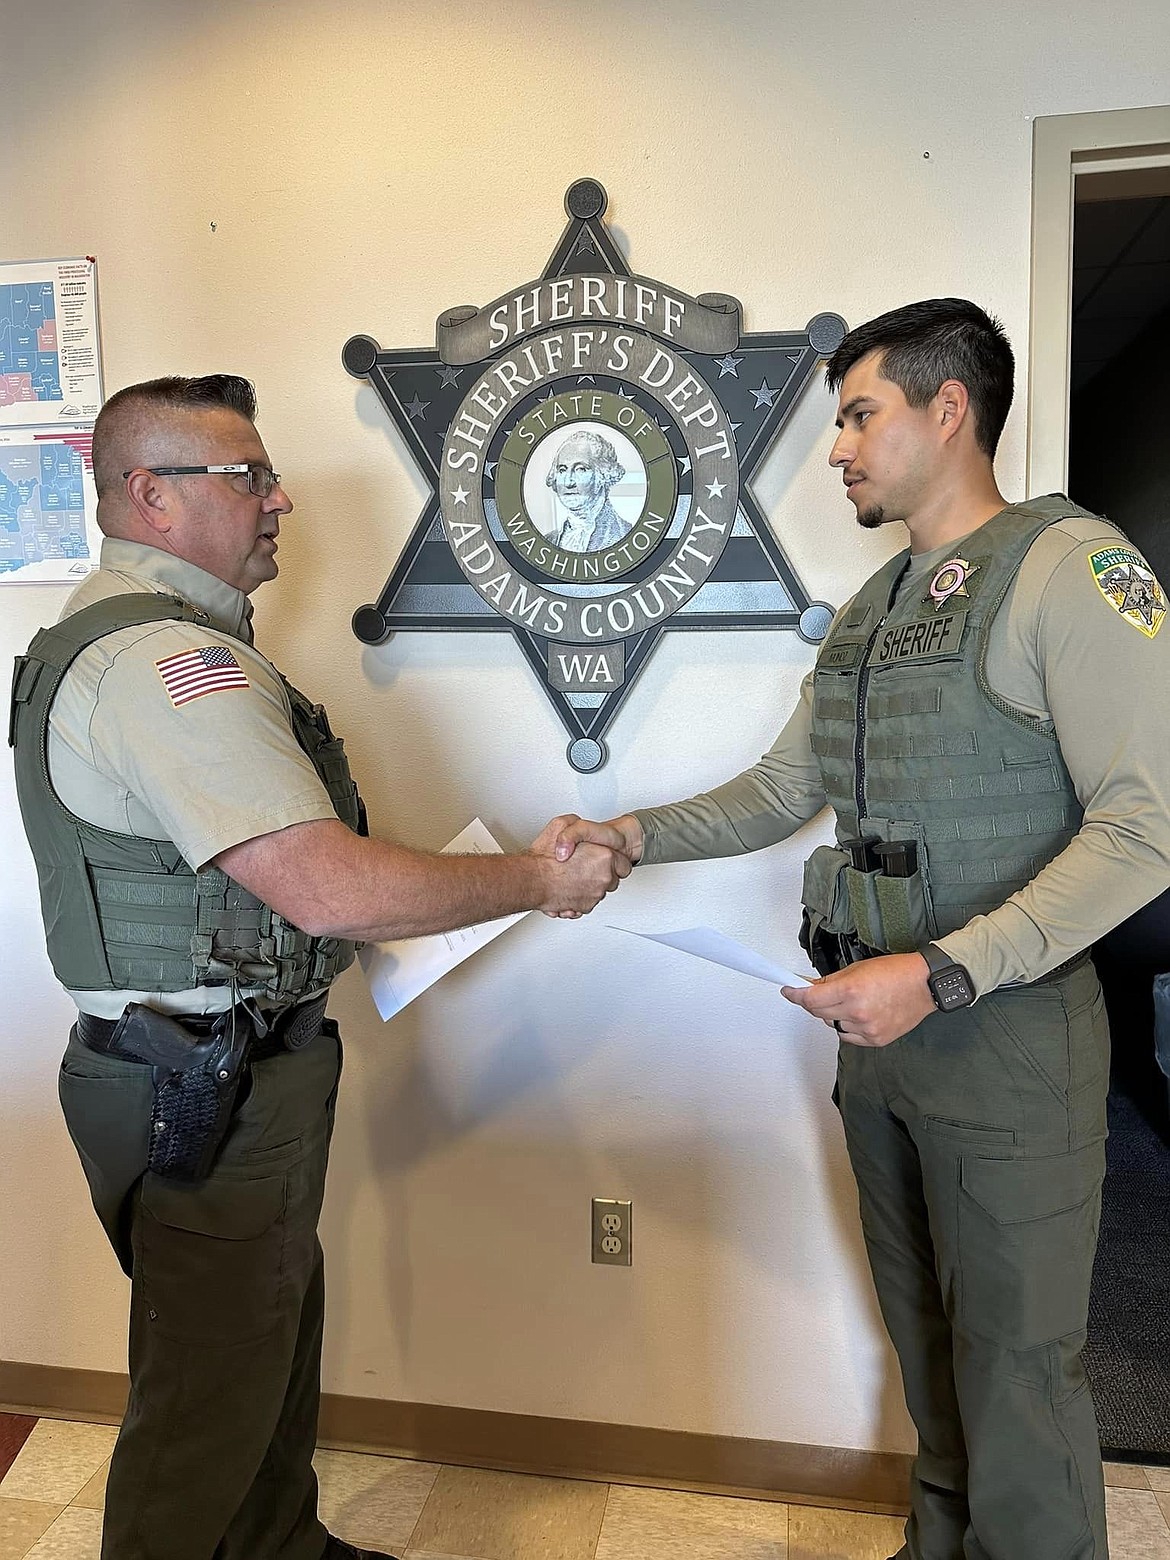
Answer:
[{"left": 545, "top": 430, "right": 625, "bottom": 494}]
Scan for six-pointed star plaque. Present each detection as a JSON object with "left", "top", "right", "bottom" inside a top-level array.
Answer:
[{"left": 345, "top": 178, "right": 845, "bottom": 771}]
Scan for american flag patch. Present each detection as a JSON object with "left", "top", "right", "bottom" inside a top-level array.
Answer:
[{"left": 155, "top": 645, "right": 250, "bottom": 707}]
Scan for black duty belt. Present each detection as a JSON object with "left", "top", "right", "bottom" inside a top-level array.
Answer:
[
  {"left": 75, "top": 991, "right": 329, "bottom": 1064},
  {"left": 72, "top": 992, "right": 332, "bottom": 1182},
  {"left": 1006, "top": 950, "right": 1093, "bottom": 987}
]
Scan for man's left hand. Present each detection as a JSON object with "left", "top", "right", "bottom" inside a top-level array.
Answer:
[{"left": 781, "top": 953, "right": 936, "bottom": 1047}]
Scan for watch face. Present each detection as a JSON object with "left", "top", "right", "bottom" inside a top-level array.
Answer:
[{"left": 931, "top": 967, "right": 975, "bottom": 1011}]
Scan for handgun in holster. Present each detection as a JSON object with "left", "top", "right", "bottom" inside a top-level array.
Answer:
[
  {"left": 801, "top": 909, "right": 866, "bottom": 977},
  {"left": 110, "top": 1004, "right": 253, "bottom": 1182}
]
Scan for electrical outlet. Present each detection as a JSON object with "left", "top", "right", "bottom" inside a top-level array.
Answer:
[{"left": 592, "top": 1198, "right": 632, "bottom": 1265}]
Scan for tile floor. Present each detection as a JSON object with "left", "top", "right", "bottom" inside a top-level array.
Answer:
[{"left": 2, "top": 1416, "right": 1169, "bottom": 1559}]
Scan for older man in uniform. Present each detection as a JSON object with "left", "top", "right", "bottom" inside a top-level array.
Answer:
[
  {"left": 556, "top": 300, "right": 1170, "bottom": 1559},
  {"left": 10, "top": 374, "right": 630, "bottom": 1560}
]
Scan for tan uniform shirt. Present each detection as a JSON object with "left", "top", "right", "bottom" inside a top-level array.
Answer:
[
  {"left": 637, "top": 513, "right": 1170, "bottom": 994},
  {"left": 48, "top": 538, "right": 338, "bottom": 1016}
]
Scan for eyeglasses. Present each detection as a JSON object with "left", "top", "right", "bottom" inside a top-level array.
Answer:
[{"left": 123, "top": 463, "right": 282, "bottom": 497}]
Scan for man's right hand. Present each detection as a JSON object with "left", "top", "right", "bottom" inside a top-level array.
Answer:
[
  {"left": 217, "top": 815, "right": 633, "bottom": 943},
  {"left": 527, "top": 815, "right": 631, "bottom": 918}
]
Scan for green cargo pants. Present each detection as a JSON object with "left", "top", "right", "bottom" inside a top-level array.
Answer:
[
  {"left": 836, "top": 960, "right": 1110, "bottom": 1560},
  {"left": 58, "top": 1018, "right": 342, "bottom": 1560}
]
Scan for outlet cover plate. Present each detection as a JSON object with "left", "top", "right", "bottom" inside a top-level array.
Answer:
[{"left": 591, "top": 1198, "right": 632, "bottom": 1266}]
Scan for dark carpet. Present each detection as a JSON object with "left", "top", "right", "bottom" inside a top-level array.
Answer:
[{"left": 1085, "top": 1085, "right": 1170, "bottom": 1458}]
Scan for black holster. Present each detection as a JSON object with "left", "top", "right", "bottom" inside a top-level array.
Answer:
[
  {"left": 799, "top": 909, "right": 870, "bottom": 977},
  {"left": 110, "top": 1005, "right": 253, "bottom": 1182},
  {"left": 800, "top": 910, "right": 839, "bottom": 977}
]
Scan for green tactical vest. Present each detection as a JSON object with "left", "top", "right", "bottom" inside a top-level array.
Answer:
[
  {"left": 803, "top": 497, "right": 1108, "bottom": 954},
  {"left": 9, "top": 592, "right": 365, "bottom": 1004}
]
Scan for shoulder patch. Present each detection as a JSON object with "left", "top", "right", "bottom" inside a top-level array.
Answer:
[
  {"left": 1087, "top": 546, "right": 1166, "bottom": 638},
  {"left": 155, "top": 644, "right": 250, "bottom": 706}
]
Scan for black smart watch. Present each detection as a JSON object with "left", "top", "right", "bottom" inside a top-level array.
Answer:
[{"left": 921, "top": 942, "right": 976, "bottom": 1012}]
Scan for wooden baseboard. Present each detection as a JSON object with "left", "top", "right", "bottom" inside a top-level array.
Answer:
[
  {"left": 0, "top": 1363, "right": 126, "bottom": 1426},
  {"left": 0, "top": 1360, "right": 911, "bottom": 1515}
]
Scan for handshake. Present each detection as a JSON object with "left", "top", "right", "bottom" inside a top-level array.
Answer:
[{"left": 526, "top": 811, "right": 646, "bottom": 919}]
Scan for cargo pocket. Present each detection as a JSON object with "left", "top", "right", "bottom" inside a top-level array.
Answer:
[
  {"left": 59, "top": 1052, "right": 153, "bottom": 1180},
  {"left": 59, "top": 1054, "right": 155, "bottom": 1273},
  {"left": 1064, "top": 983, "right": 1109, "bottom": 1103},
  {"left": 956, "top": 1140, "right": 1104, "bottom": 1349},
  {"left": 984, "top": 985, "right": 1072, "bottom": 1104},
  {"left": 137, "top": 1170, "right": 288, "bottom": 1345},
  {"left": 223, "top": 1026, "right": 341, "bottom": 1166}
]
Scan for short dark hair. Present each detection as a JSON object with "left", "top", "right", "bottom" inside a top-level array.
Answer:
[
  {"left": 100, "top": 373, "right": 257, "bottom": 423},
  {"left": 92, "top": 374, "right": 258, "bottom": 497},
  {"left": 824, "top": 299, "right": 1014, "bottom": 456}
]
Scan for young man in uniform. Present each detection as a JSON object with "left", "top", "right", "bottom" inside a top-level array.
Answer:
[
  {"left": 10, "top": 375, "right": 632, "bottom": 1560},
  {"left": 555, "top": 299, "right": 1170, "bottom": 1559}
]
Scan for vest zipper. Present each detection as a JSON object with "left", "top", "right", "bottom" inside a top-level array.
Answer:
[
  {"left": 854, "top": 557, "right": 913, "bottom": 827},
  {"left": 853, "top": 616, "right": 886, "bottom": 828}
]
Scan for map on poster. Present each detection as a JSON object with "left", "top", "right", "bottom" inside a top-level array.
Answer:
[
  {"left": 0, "top": 428, "right": 100, "bottom": 582},
  {"left": 0, "top": 258, "right": 102, "bottom": 429}
]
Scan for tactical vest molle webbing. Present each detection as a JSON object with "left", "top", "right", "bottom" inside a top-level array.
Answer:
[
  {"left": 9, "top": 592, "right": 366, "bottom": 1003},
  {"left": 806, "top": 499, "right": 1107, "bottom": 950}
]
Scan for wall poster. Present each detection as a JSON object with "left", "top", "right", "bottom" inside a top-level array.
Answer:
[{"left": 0, "top": 257, "right": 102, "bottom": 582}]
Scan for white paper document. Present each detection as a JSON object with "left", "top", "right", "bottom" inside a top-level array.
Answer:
[
  {"left": 611, "top": 925, "right": 814, "bottom": 989},
  {"left": 360, "top": 818, "right": 529, "bottom": 1021}
]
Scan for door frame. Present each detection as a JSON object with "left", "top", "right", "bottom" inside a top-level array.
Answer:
[{"left": 1028, "top": 104, "right": 1170, "bottom": 495}]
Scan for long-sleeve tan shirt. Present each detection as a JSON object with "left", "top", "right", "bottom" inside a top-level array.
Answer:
[{"left": 636, "top": 512, "right": 1170, "bottom": 994}]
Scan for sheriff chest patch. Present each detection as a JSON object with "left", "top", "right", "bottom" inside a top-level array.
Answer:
[{"left": 1088, "top": 546, "right": 1166, "bottom": 639}]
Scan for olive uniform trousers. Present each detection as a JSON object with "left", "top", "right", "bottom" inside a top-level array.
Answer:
[
  {"left": 836, "top": 960, "right": 1110, "bottom": 1560},
  {"left": 58, "top": 1019, "right": 342, "bottom": 1560}
]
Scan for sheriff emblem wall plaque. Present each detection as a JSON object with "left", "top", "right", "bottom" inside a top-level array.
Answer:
[{"left": 345, "top": 179, "right": 845, "bottom": 771}]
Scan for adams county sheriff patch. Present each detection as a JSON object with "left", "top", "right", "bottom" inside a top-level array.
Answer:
[
  {"left": 1088, "top": 546, "right": 1167, "bottom": 639},
  {"left": 344, "top": 178, "right": 843, "bottom": 771}
]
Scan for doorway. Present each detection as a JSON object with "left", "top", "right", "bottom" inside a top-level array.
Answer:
[
  {"left": 1031, "top": 105, "right": 1170, "bottom": 1462},
  {"left": 1069, "top": 169, "right": 1170, "bottom": 574}
]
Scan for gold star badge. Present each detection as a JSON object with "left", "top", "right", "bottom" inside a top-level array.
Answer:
[{"left": 927, "top": 556, "right": 979, "bottom": 611}]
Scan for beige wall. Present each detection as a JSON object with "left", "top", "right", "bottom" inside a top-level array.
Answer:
[{"left": 3, "top": 0, "right": 1168, "bottom": 1456}]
